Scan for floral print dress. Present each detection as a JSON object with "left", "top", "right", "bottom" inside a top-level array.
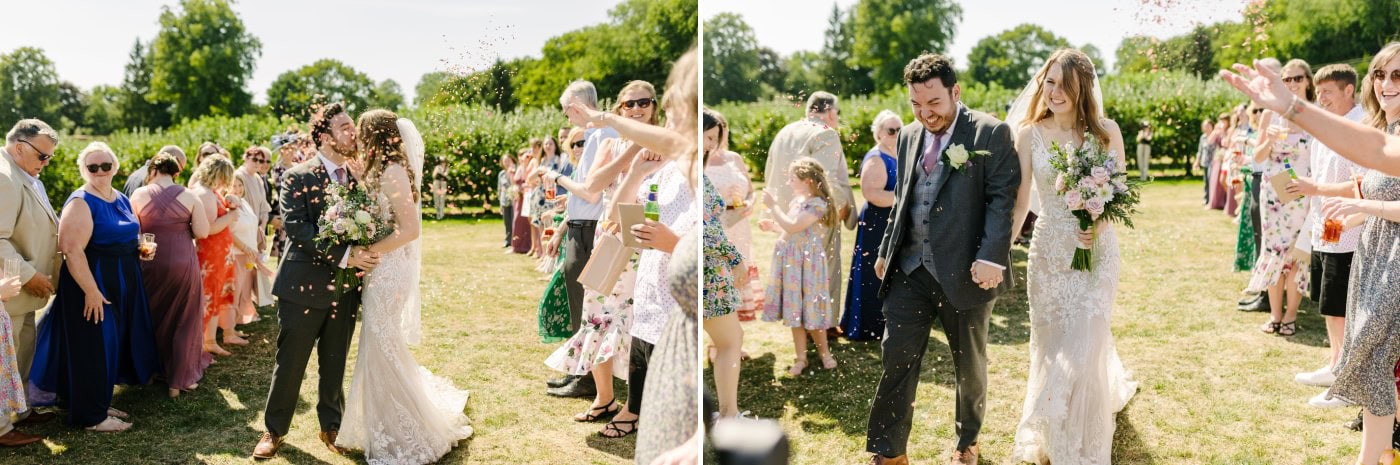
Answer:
[
  {"left": 1246, "top": 125, "right": 1311, "bottom": 294},
  {"left": 762, "top": 197, "right": 835, "bottom": 330},
  {"left": 703, "top": 176, "right": 742, "bottom": 319},
  {"left": 0, "top": 302, "right": 23, "bottom": 416}
]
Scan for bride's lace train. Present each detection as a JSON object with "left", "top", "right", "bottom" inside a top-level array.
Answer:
[{"left": 338, "top": 247, "right": 473, "bottom": 465}]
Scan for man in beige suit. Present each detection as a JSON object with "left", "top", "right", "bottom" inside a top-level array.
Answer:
[
  {"left": 762, "top": 91, "right": 860, "bottom": 307},
  {"left": 0, "top": 119, "right": 62, "bottom": 444}
]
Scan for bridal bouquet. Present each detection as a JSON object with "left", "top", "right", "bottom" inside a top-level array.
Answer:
[
  {"left": 317, "top": 183, "right": 393, "bottom": 300},
  {"left": 1047, "top": 139, "right": 1143, "bottom": 271}
]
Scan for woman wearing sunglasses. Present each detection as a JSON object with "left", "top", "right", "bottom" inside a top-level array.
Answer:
[
  {"left": 29, "top": 142, "right": 160, "bottom": 433},
  {"left": 837, "top": 109, "right": 902, "bottom": 342}
]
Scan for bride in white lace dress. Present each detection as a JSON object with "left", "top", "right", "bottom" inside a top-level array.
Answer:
[
  {"left": 336, "top": 110, "right": 473, "bottom": 464},
  {"left": 1007, "top": 49, "right": 1137, "bottom": 465}
]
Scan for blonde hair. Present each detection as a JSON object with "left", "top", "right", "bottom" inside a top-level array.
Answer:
[
  {"left": 191, "top": 154, "right": 235, "bottom": 190},
  {"left": 790, "top": 157, "right": 836, "bottom": 227},
  {"left": 76, "top": 141, "right": 120, "bottom": 180},
  {"left": 870, "top": 109, "right": 902, "bottom": 137},
  {"left": 1021, "top": 49, "right": 1111, "bottom": 147},
  {"left": 664, "top": 47, "right": 699, "bottom": 187},
  {"left": 610, "top": 80, "right": 660, "bottom": 126},
  {"left": 1363, "top": 42, "right": 1400, "bottom": 130}
]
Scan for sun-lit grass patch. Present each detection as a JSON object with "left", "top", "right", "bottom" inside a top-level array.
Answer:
[{"left": 709, "top": 179, "right": 1356, "bottom": 464}]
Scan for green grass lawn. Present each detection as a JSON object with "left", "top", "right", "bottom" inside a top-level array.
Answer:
[
  {"left": 709, "top": 179, "right": 1358, "bottom": 464},
  {"left": 1, "top": 218, "right": 634, "bottom": 464}
]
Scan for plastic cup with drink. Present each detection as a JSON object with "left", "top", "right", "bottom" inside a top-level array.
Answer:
[{"left": 139, "top": 233, "right": 157, "bottom": 261}]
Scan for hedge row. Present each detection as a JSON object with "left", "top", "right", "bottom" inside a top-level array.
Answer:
[{"left": 38, "top": 105, "right": 571, "bottom": 209}]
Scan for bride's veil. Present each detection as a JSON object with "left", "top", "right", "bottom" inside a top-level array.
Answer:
[
  {"left": 397, "top": 117, "right": 426, "bottom": 345},
  {"left": 1002, "top": 56, "right": 1106, "bottom": 215}
]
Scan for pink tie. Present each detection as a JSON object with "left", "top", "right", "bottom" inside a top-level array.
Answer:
[
  {"left": 922, "top": 131, "right": 946, "bottom": 175},
  {"left": 334, "top": 167, "right": 347, "bottom": 185}
]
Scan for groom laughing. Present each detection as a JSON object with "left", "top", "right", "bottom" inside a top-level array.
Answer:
[{"left": 867, "top": 54, "right": 1020, "bottom": 465}]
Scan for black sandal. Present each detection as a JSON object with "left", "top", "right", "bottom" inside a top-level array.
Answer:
[
  {"left": 1260, "top": 320, "right": 1281, "bottom": 334},
  {"left": 599, "top": 417, "right": 638, "bottom": 438},
  {"left": 1277, "top": 320, "right": 1297, "bottom": 336},
  {"left": 573, "top": 399, "right": 621, "bottom": 422}
]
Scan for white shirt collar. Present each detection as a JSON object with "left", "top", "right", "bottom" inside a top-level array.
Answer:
[
  {"left": 317, "top": 151, "right": 344, "bottom": 174},
  {"left": 1344, "top": 104, "right": 1365, "bottom": 122}
]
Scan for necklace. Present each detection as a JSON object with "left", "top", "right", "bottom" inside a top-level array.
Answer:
[{"left": 87, "top": 184, "right": 117, "bottom": 202}]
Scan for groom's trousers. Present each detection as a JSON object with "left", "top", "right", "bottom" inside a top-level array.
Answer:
[
  {"left": 263, "top": 297, "right": 359, "bottom": 436},
  {"left": 866, "top": 266, "right": 993, "bottom": 455}
]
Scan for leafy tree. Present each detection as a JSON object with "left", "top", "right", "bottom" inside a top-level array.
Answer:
[
  {"left": 966, "top": 24, "right": 1071, "bottom": 89},
  {"left": 83, "top": 85, "right": 124, "bottom": 135},
  {"left": 422, "top": 59, "right": 519, "bottom": 111},
  {"left": 703, "top": 13, "right": 764, "bottom": 104},
  {"left": 55, "top": 81, "right": 87, "bottom": 131},
  {"left": 813, "top": 5, "right": 875, "bottom": 97},
  {"left": 414, "top": 71, "right": 453, "bottom": 107},
  {"left": 265, "top": 59, "right": 374, "bottom": 119},
  {"left": 149, "top": 0, "right": 262, "bottom": 121},
  {"left": 369, "top": 79, "right": 405, "bottom": 111},
  {"left": 782, "top": 51, "right": 826, "bottom": 98},
  {"left": 512, "top": 0, "right": 696, "bottom": 107},
  {"left": 0, "top": 47, "right": 61, "bottom": 126},
  {"left": 848, "top": 0, "right": 962, "bottom": 87},
  {"left": 117, "top": 39, "right": 171, "bottom": 130}
]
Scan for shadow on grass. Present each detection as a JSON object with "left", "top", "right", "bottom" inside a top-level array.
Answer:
[
  {"left": 1111, "top": 403, "right": 1153, "bottom": 464},
  {"left": 582, "top": 379, "right": 638, "bottom": 461}
]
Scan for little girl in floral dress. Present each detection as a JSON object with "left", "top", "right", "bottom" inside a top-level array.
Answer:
[{"left": 760, "top": 157, "right": 839, "bottom": 376}]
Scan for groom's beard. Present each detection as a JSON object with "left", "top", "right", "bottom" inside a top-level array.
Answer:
[{"left": 919, "top": 108, "right": 955, "bottom": 133}]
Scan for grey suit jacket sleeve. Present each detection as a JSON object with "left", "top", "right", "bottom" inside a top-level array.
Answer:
[
  {"left": 280, "top": 170, "right": 347, "bottom": 267},
  {"left": 877, "top": 129, "right": 913, "bottom": 261},
  {"left": 975, "top": 121, "right": 1020, "bottom": 266}
]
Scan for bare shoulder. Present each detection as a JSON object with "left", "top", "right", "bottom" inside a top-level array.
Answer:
[{"left": 1100, "top": 118, "right": 1122, "bottom": 134}]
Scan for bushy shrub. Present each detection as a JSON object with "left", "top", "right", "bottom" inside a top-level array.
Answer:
[{"left": 39, "top": 105, "right": 572, "bottom": 209}]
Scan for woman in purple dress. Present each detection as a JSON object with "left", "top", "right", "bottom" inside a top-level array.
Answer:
[{"left": 131, "top": 152, "right": 216, "bottom": 398}]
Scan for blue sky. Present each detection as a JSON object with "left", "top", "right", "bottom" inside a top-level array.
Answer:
[
  {"left": 702, "top": 0, "right": 1251, "bottom": 73},
  {"left": 0, "top": 0, "right": 625, "bottom": 103}
]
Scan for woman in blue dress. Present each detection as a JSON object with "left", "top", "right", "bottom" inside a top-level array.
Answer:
[
  {"left": 840, "top": 110, "right": 902, "bottom": 341},
  {"left": 29, "top": 142, "right": 160, "bottom": 432}
]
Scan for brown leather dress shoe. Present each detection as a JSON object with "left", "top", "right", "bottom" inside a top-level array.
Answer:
[
  {"left": 0, "top": 429, "right": 42, "bottom": 447},
  {"left": 949, "top": 443, "right": 978, "bottom": 465},
  {"left": 252, "top": 432, "right": 284, "bottom": 460},
  {"left": 319, "top": 430, "right": 350, "bottom": 455},
  {"left": 14, "top": 411, "right": 54, "bottom": 427},
  {"left": 870, "top": 454, "right": 910, "bottom": 465}
]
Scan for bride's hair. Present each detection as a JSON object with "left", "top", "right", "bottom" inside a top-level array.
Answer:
[
  {"left": 1024, "top": 48, "right": 1111, "bottom": 147},
  {"left": 356, "top": 109, "right": 418, "bottom": 201}
]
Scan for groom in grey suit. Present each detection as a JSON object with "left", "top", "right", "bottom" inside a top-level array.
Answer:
[{"left": 866, "top": 54, "right": 1020, "bottom": 465}]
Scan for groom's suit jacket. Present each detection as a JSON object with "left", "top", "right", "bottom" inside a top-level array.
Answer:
[
  {"left": 272, "top": 156, "right": 359, "bottom": 310},
  {"left": 876, "top": 105, "right": 1019, "bottom": 309}
]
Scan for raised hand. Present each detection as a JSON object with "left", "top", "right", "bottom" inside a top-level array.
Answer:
[{"left": 1219, "top": 61, "right": 1293, "bottom": 115}]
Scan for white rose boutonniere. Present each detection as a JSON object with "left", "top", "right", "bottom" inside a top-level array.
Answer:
[{"left": 942, "top": 144, "right": 991, "bottom": 171}]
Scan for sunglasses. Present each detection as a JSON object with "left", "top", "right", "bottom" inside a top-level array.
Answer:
[
  {"left": 884, "top": 127, "right": 900, "bottom": 136},
  {"left": 1372, "top": 69, "right": 1400, "bottom": 85},
  {"left": 1282, "top": 75, "right": 1308, "bottom": 84},
  {"left": 249, "top": 158, "right": 268, "bottom": 164},
  {"left": 622, "top": 98, "right": 655, "bottom": 110},
  {"left": 19, "top": 139, "right": 53, "bottom": 162},
  {"left": 570, "top": 140, "right": 587, "bottom": 149},
  {"left": 1251, "top": 108, "right": 1265, "bottom": 114},
  {"left": 86, "top": 162, "right": 114, "bottom": 173}
]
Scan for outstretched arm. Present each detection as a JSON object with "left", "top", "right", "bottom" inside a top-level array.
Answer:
[{"left": 1221, "top": 62, "right": 1400, "bottom": 176}]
